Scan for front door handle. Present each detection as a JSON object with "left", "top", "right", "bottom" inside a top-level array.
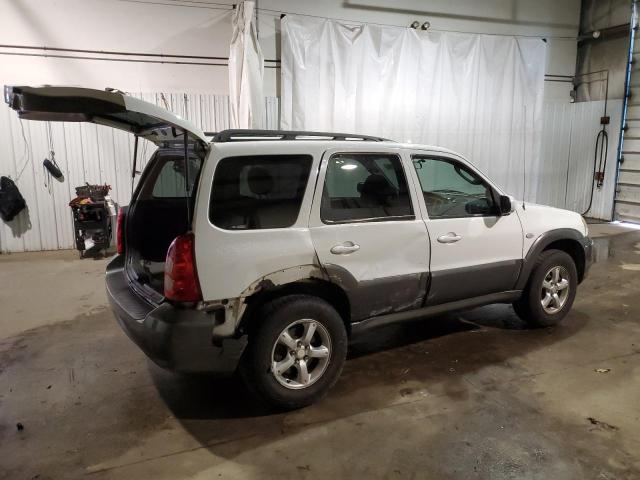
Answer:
[
  {"left": 330, "top": 242, "right": 360, "bottom": 255},
  {"left": 437, "top": 232, "right": 462, "bottom": 244}
]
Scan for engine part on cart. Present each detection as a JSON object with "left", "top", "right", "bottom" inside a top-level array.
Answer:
[
  {"left": 0, "top": 176, "right": 27, "bottom": 222},
  {"left": 74, "top": 183, "right": 111, "bottom": 201}
]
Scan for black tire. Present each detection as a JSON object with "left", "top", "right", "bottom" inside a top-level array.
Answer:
[
  {"left": 239, "top": 294, "right": 348, "bottom": 410},
  {"left": 513, "top": 249, "right": 578, "bottom": 327}
]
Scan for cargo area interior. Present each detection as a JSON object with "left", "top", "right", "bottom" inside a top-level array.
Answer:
[{"left": 125, "top": 144, "right": 203, "bottom": 295}]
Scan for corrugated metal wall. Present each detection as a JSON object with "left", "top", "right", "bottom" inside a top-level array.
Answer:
[
  {"left": 538, "top": 99, "right": 622, "bottom": 221},
  {"left": 0, "top": 96, "right": 620, "bottom": 252},
  {"left": 0, "top": 93, "right": 280, "bottom": 253}
]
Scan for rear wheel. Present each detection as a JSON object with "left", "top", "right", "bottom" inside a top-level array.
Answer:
[
  {"left": 513, "top": 249, "right": 578, "bottom": 327},
  {"left": 239, "top": 295, "right": 348, "bottom": 410}
]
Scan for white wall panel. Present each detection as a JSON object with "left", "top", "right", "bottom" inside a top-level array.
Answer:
[
  {"left": 0, "top": 0, "right": 579, "bottom": 99},
  {"left": 0, "top": 94, "right": 279, "bottom": 253},
  {"left": 585, "top": 101, "right": 617, "bottom": 221},
  {"left": 0, "top": 95, "right": 617, "bottom": 253},
  {"left": 537, "top": 100, "right": 622, "bottom": 221},
  {"left": 537, "top": 102, "right": 573, "bottom": 208},
  {"left": 568, "top": 100, "right": 621, "bottom": 221}
]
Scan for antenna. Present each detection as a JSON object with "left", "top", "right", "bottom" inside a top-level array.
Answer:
[{"left": 522, "top": 105, "right": 527, "bottom": 210}]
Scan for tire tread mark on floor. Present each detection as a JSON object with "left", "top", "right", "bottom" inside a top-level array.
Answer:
[{"left": 85, "top": 433, "right": 261, "bottom": 475}]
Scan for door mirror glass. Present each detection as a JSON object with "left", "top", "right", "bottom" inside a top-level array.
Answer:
[{"left": 499, "top": 195, "right": 512, "bottom": 215}]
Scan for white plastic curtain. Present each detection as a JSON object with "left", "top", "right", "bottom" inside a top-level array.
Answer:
[
  {"left": 228, "top": 1, "right": 264, "bottom": 129},
  {"left": 281, "top": 15, "right": 547, "bottom": 200}
]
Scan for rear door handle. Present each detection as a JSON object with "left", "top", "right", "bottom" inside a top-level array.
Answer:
[
  {"left": 330, "top": 242, "right": 360, "bottom": 255},
  {"left": 437, "top": 233, "right": 462, "bottom": 244}
]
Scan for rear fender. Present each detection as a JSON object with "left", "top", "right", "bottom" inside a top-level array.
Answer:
[{"left": 204, "top": 265, "right": 328, "bottom": 339}]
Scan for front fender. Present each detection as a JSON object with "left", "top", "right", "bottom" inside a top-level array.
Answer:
[{"left": 515, "top": 228, "right": 592, "bottom": 290}]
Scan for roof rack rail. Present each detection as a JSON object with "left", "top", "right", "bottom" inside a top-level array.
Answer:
[{"left": 212, "top": 129, "right": 392, "bottom": 143}]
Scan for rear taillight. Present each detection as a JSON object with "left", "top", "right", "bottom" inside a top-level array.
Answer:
[
  {"left": 116, "top": 209, "right": 125, "bottom": 254},
  {"left": 164, "top": 233, "right": 202, "bottom": 302}
]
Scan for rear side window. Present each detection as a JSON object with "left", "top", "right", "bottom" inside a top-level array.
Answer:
[
  {"left": 209, "top": 155, "right": 312, "bottom": 230},
  {"left": 321, "top": 153, "right": 413, "bottom": 223}
]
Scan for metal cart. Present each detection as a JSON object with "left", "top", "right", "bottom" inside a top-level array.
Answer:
[{"left": 69, "top": 185, "right": 114, "bottom": 258}]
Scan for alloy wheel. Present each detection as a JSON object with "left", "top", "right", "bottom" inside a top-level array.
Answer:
[
  {"left": 270, "top": 319, "right": 332, "bottom": 389},
  {"left": 540, "top": 265, "right": 570, "bottom": 314}
]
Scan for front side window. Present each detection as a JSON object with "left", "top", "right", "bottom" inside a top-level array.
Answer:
[
  {"left": 321, "top": 153, "right": 413, "bottom": 223},
  {"left": 209, "top": 155, "right": 312, "bottom": 230},
  {"left": 412, "top": 156, "right": 498, "bottom": 218}
]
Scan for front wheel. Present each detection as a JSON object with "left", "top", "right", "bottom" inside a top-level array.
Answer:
[
  {"left": 239, "top": 295, "right": 348, "bottom": 410},
  {"left": 513, "top": 249, "right": 578, "bottom": 327}
]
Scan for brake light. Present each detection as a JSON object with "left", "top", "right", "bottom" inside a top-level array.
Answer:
[
  {"left": 164, "top": 233, "right": 202, "bottom": 302},
  {"left": 116, "top": 209, "right": 125, "bottom": 254}
]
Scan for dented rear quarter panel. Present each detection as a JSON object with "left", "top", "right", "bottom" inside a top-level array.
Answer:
[{"left": 193, "top": 141, "right": 327, "bottom": 301}]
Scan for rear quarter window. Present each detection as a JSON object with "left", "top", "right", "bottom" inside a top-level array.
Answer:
[{"left": 209, "top": 155, "right": 313, "bottom": 230}]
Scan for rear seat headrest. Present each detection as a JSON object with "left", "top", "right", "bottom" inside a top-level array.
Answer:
[
  {"left": 247, "top": 166, "right": 274, "bottom": 196},
  {"left": 360, "top": 173, "right": 396, "bottom": 200}
]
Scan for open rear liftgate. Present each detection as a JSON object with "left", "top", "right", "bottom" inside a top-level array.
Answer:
[{"left": 3, "top": 86, "right": 209, "bottom": 251}]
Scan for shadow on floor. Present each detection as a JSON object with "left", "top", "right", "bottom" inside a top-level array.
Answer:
[
  {"left": 79, "top": 244, "right": 116, "bottom": 260},
  {"left": 150, "top": 304, "right": 588, "bottom": 437}
]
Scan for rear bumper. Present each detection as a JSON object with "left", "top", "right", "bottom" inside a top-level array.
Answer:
[{"left": 105, "top": 255, "right": 246, "bottom": 373}]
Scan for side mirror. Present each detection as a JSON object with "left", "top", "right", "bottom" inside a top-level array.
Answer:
[{"left": 499, "top": 195, "right": 513, "bottom": 215}]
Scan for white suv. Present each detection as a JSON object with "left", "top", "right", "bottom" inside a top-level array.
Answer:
[{"left": 6, "top": 86, "right": 593, "bottom": 409}]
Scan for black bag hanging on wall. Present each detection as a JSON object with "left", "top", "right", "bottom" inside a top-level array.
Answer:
[{"left": 0, "top": 176, "right": 27, "bottom": 221}]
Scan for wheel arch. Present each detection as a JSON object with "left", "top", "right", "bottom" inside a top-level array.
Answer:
[
  {"left": 516, "top": 228, "right": 589, "bottom": 289},
  {"left": 542, "top": 239, "right": 586, "bottom": 281},
  {"left": 238, "top": 279, "right": 352, "bottom": 337}
]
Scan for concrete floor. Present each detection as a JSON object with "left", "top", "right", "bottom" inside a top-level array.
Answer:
[{"left": 1, "top": 224, "right": 639, "bottom": 479}]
